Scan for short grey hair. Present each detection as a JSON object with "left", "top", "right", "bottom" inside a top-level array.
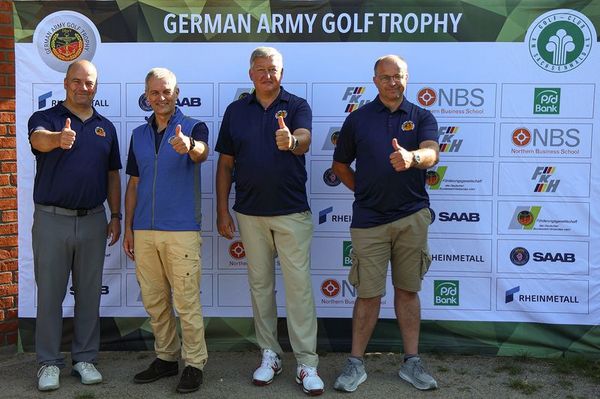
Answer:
[
  {"left": 250, "top": 47, "right": 283, "bottom": 68},
  {"left": 373, "top": 55, "right": 408, "bottom": 75},
  {"left": 145, "top": 67, "right": 177, "bottom": 92}
]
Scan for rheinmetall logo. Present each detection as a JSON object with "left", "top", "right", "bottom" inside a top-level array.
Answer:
[
  {"left": 533, "top": 88, "right": 560, "bottom": 115},
  {"left": 434, "top": 280, "right": 459, "bottom": 306},
  {"left": 526, "top": 9, "right": 594, "bottom": 73}
]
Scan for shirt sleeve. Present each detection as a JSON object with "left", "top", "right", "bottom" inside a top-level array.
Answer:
[
  {"left": 108, "top": 124, "right": 122, "bottom": 171},
  {"left": 125, "top": 135, "right": 139, "bottom": 177},
  {"left": 417, "top": 109, "right": 439, "bottom": 144},
  {"left": 333, "top": 114, "right": 357, "bottom": 164},
  {"left": 27, "top": 111, "right": 52, "bottom": 156},
  {"left": 215, "top": 106, "right": 234, "bottom": 156},
  {"left": 192, "top": 121, "right": 209, "bottom": 145},
  {"left": 291, "top": 98, "right": 312, "bottom": 132}
]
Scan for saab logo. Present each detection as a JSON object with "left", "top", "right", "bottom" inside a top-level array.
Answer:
[
  {"left": 533, "top": 252, "right": 575, "bottom": 263},
  {"left": 510, "top": 247, "right": 530, "bottom": 266},
  {"left": 342, "top": 87, "right": 369, "bottom": 113},
  {"left": 531, "top": 166, "right": 559, "bottom": 192},
  {"left": 509, "top": 206, "right": 541, "bottom": 230},
  {"left": 512, "top": 127, "right": 579, "bottom": 148},
  {"left": 438, "top": 126, "right": 462, "bottom": 152},
  {"left": 342, "top": 241, "right": 353, "bottom": 267},
  {"left": 438, "top": 212, "right": 480, "bottom": 222},
  {"left": 533, "top": 88, "right": 560, "bottom": 114},
  {"left": 321, "top": 279, "right": 341, "bottom": 297},
  {"left": 229, "top": 241, "right": 245, "bottom": 259},
  {"left": 138, "top": 94, "right": 152, "bottom": 111},
  {"left": 234, "top": 88, "right": 252, "bottom": 100},
  {"left": 505, "top": 286, "right": 520, "bottom": 303},
  {"left": 426, "top": 167, "right": 446, "bottom": 189},
  {"left": 71, "top": 285, "right": 109, "bottom": 295},
  {"left": 318, "top": 207, "right": 333, "bottom": 224},
  {"left": 527, "top": 10, "right": 594, "bottom": 73},
  {"left": 417, "top": 87, "right": 484, "bottom": 108},
  {"left": 38, "top": 91, "right": 52, "bottom": 109},
  {"left": 434, "top": 280, "right": 459, "bottom": 306},
  {"left": 176, "top": 97, "right": 201, "bottom": 107},
  {"left": 429, "top": 208, "right": 436, "bottom": 224},
  {"left": 323, "top": 168, "right": 341, "bottom": 187}
]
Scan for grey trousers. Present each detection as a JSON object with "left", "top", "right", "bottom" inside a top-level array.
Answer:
[{"left": 32, "top": 204, "right": 107, "bottom": 367}]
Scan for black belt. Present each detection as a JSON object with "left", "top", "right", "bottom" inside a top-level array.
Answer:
[{"left": 35, "top": 204, "right": 105, "bottom": 217}]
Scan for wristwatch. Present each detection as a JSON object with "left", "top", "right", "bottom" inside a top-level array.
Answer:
[
  {"left": 290, "top": 135, "right": 299, "bottom": 151},
  {"left": 188, "top": 136, "right": 196, "bottom": 153},
  {"left": 111, "top": 212, "right": 122, "bottom": 220},
  {"left": 411, "top": 151, "right": 421, "bottom": 167}
]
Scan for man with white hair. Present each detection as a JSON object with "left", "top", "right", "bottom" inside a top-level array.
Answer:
[
  {"left": 216, "top": 47, "right": 324, "bottom": 396},
  {"left": 124, "top": 67, "right": 209, "bottom": 394}
]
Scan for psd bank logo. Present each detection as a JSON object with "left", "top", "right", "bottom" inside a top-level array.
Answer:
[
  {"left": 505, "top": 286, "right": 520, "bottom": 303},
  {"left": 531, "top": 166, "right": 559, "bottom": 192},
  {"left": 438, "top": 126, "right": 462, "bottom": 153},
  {"left": 38, "top": 91, "right": 53, "bottom": 109},
  {"left": 526, "top": 9, "right": 594, "bottom": 73},
  {"left": 509, "top": 206, "right": 542, "bottom": 230},
  {"left": 434, "top": 280, "right": 459, "bottom": 306},
  {"left": 342, "top": 241, "right": 353, "bottom": 267},
  {"left": 321, "top": 279, "right": 341, "bottom": 297},
  {"left": 533, "top": 88, "right": 560, "bottom": 115},
  {"left": 509, "top": 247, "right": 530, "bottom": 266},
  {"left": 425, "top": 166, "right": 447, "bottom": 189},
  {"left": 342, "top": 87, "right": 369, "bottom": 113}
]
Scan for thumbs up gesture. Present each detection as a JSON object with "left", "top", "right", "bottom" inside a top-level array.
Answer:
[
  {"left": 275, "top": 115, "right": 294, "bottom": 151},
  {"left": 389, "top": 138, "right": 414, "bottom": 172},
  {"left": 60, "top": 118, "right": 76, "bottom": 150},
  {"left": 169, "top": 124, "right": 191, "bottom": 154}
]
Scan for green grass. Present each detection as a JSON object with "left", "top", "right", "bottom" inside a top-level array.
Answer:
[
  {"left": 552, "top": 356, "right": 600, "bottom": 384},
  {"left": 508, "top": 378, "right": 541, "bottom": 395},
  {"left": 437, "top": 366, "right": 449, "bottom": 373},
  {"left": 494, "top": 364, "right": 523, "bottom": 376}
]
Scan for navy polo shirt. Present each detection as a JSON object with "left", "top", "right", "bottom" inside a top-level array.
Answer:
[
  {"left": 126, "top": 114, "right": 209, "bottom": 177},
  {"left": 334, "top": 96, "right": 438, "bottom": 228},
  {"left": 28, "top": 103, "right": 122, "bottom": 210},
  {"left": 216, "top": 88, "right": 311, "bottom": 216}
]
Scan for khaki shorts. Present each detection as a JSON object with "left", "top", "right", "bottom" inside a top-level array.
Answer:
[{"left": 348, "top": 207, "right": 432, "bottom": 298}]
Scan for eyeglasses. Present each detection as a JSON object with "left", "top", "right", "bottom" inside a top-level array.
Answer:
[
  {"left": 377, "top": 74, "right": 404, "bottom": 84},
  {"left": 253, "top": 67, "right": 280, "bottom": 76}
]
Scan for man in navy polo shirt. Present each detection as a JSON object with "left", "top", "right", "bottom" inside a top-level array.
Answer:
[
  {"left": 332, "top": 55, "right": 440, "bottom": 393},
  {"left": 28, "top": 60, "right": 122, "bottom": 391},
  {"left": 215, "top": 47, "right": 324, "bottom": 396}
]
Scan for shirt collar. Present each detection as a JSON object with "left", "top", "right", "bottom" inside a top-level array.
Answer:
[
  {"left": 56, "top": 102, "right": 103, "bottom": 122},
  {"left": 373, "top": 95, "right": 412, "bottom": 114},
  {"left": 248, "top": 86, "right": 290, "bottom": 106}
]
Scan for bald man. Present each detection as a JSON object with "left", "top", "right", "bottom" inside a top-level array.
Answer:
[{"left": 28, "top": 60, "right": 122, "bottom": 391}]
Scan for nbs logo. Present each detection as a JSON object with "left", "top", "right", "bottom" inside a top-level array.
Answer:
[
  {"left": 434, "top": 280, "right": 459, "bottom": 306},
  {"left": 229, "top": 241, "right": 245, "bottom": 259},
  {"left": 438, "top": 126, "right": 462, "bottom": 153},
  {"left": 417, "top": 86, "right": 485, "bottom": 112},
  {"left": 526, "top": 9, "right": 594, "bottom": 73},
  {"left": 533, "top": 88, "right": 560, "bottom": 114},
  {"left": 510, "top": 125, "right": 581, "bottom": 156},
  {"left": 342, "top": 87, "right": 369, "bottom": 113},
  {"left": 531, "top": 166, "right": 559, "bottom": 192}
]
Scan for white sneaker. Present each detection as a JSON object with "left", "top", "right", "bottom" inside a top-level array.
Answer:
[
  {"left": 296, "top": 364, "right": 324, "bottom": 396},
  {"left": 252, "top": 349, "right": 282, "bottom": 386},
  {"left": 37, "top": 365, "right": 60, "bottom": 391},
  {"left": 72, "top": 362, "right": 103, "bottom": 385}
]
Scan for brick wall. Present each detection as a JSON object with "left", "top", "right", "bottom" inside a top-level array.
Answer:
[{"left": 0, "top": 0, "right": 17, "bottom": 346}]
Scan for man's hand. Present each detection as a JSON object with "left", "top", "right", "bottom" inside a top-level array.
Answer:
[
  {"left": 217, "top": 210, "right": 236, "bottom": 239},
  {"left": 170, "top": 124, "right": 191, "bottom": 154},
  {"left": 389, "top": 138, "right": 414, "bottom": 172},
  {"left": 123, "top": 229, "right": 135, "bottom": 261},
  {"left": 60, "top": 118, "right": 76, "bottom": 149},
  {"left": 275, "top": 115, "right": 294, "bottom": 151},
  {"left": 107, "top": 218, "right": 121, "bottom": 246}
]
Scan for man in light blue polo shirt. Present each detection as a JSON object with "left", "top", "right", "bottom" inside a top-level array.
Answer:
[
  {"left": 332, "top": 55, "right": 440, "bottom": 393},
  {"left": 215, "top": 47, "right": 324, "bottom": 396}
]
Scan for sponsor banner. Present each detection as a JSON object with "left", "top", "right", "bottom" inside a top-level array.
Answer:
[
  {"left": 500, "top": 84, "right": 594, "bottom": 118},
  {"left": 426, "top": 161, "right": 493, "bottom": 196},
  {"left": 421, "top": 277, "right": 491, "bottom": 310},
  {"left": 406, "top": 83, "right": 496, "bottom": 118},
  {"left": 497, "top": 201, "right": 590, "bottom": 237},
  {"left": 201, "top": 198, "right": 214, "bottom": 233},
  {"left": 311, "top": 237, "right": 353, "bottom": 271},
  {"left": 125, "top": 82, "right": 214, "bottom": 117},
  {"left": 429, "top": 238, "right": 492, "bottom": 273},
  {"left": 217, "top": 237, "right": 248, "bottom": 270},
  {"left": 310, "top": 159, "right": 354, "bottom": 195},
  {"left": 33, "top": 82, "right": 121, "bottom": 117},
  {"left": 429, "top": 199, "right": 493, "bottom": 235},
  {"left": 499, "top": 123, "right": 592, "bottom": 159},
  {"left": 126, "top": 273, "right": 214, "bottom": 308},
  {"left": 201, "top": 159, "right": 214, "bottom": 194},
  {"left": 217, "top": 83, "right": 308, "bottom": 116},
  {"left": 498, "top": 240, "right": 589, "bottom": 275},
  {"left": 497, "top": 278, "right": 589, "bottom": 314},
  {"left": 311, "top": 83, "right": 377, "bottom": 117},
  {"left": 202, "top": 236, "right": 214, "bottom": 271},
  {"left": 311, "top": 199, "right": 353, "bottom": 232},
  {"left": 435, "top": 122, "right": 495, "bottom": 157},
  {"left": 314, "top": 274, "right": 392, "bottom": 313},
  {"left": 498, "top": 162, "right": 590, "bottom": 197},
  {"left": 311, "top": 122, "right": 344, "bottom": 156}
]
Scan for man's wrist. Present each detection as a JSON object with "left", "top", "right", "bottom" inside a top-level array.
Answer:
[
  {"left": 290, "top": 135, "right": 299, "bottom": 151},
  {"left": 111, "top": 212, "right": 122, "bottom": 220},
  {"left": 188, "top": 136, "right": 196, "bottom": 153}
]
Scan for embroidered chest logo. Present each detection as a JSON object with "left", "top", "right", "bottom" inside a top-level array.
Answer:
[
  {"left": 275, "top": 110, "right": 288, "bottom": 119},
  {"left": 95, "top": 127, "right": 106, "bottom": 137},
  {"left": 401, "top": 121, "right": 415, "bottom": 132}
]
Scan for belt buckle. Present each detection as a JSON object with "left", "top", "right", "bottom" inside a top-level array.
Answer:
[{"left": 77, "top": 209, "right": 88, "bottom": 217}]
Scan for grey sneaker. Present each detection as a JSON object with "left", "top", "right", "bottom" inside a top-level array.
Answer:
[
  {"left": 398, "top": 357, "right": 437, "bottom": 390},
  {"left": 333, "top": 357, "right": 367, "bottom": 392}
]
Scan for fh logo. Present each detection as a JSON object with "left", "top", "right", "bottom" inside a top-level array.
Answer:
[
  {"left": 438, "top": 126, "right": 462, "bottom": 152},
  {"left": 342, "top": 87, "right": 369, "bottom": 113},
  {"left": 531, "top": 166, "right": 559, "bottom": 192}
]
